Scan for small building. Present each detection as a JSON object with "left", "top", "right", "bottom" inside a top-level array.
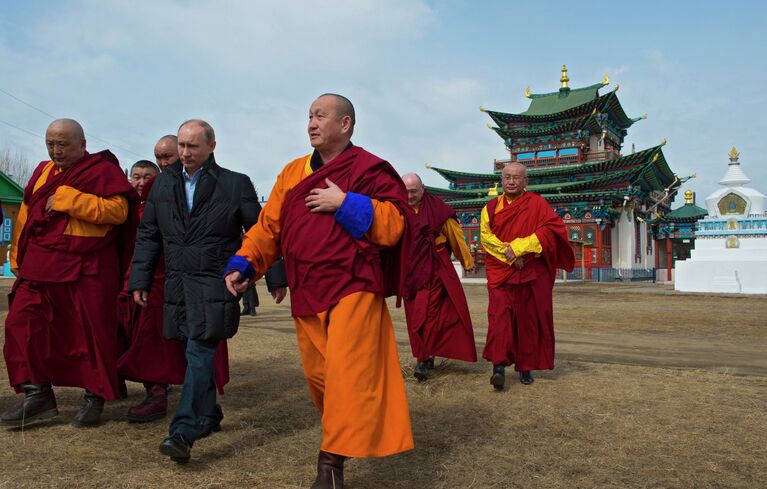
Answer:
[
  {"left": 649, "top": 190, "right": 708, "bottom": 282},
  {"left": 0, "top": 170, "right": 24, "bottom": 269}
]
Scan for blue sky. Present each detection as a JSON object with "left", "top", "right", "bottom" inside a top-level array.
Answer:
[{"left": 1, "top": 0, "right": 765, "bottom": 206}]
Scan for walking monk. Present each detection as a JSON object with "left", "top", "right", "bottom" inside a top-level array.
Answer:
[
  {"left": 224, "top": 94, "right": 413, "bottom": 489},
  {"left": 401, "top": 173, "right": 476, "bottom": 382},
  {"left": 2, "top": 118, "right": 138, "bottom": 427},
  {"left": 480, "top": 163, "right": 574, "bottom": 390}
]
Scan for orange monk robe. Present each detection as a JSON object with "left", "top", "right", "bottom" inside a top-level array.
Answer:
[
  {"left": 6, "top": 161, "right": 129, "bottom": 400},
  {"left": 404, "top": 205, "right": 477, "bottom": 363},
  {"left": 236, "top": 154, "right": 413, "bottom": 458}
]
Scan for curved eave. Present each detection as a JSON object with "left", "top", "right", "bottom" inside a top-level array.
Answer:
[
  {"left": 485, "top": 90, "right": 608, "bottom": 124},
  {"left": 630, "top": 149, "right": 678, "bottom": 193},
  {"left": 424, "top": 185, "right": 492, "bottom": 199},
  {"left": 526, "top": 145, "right": 663, "bottom": 179},
  {"left": 428, "top": 166, "right": 498, "bottom": 183},
  {"left": 493, "top": 114, "right": 602, "bottom": 139},
  {"left": 526, "top": 82, "right": 607, "bottom": 100},
  {"left": 599, "top": 91, "right": 637, "bottom": 129}
]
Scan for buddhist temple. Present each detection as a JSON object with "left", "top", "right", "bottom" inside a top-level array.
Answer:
[{"left": 427, "top": 66, "right": 689, "bottom": 280}]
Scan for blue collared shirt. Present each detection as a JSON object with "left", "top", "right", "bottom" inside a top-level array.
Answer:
[{"left": 182, "top": 166, "right": 202, "bottom": 212}]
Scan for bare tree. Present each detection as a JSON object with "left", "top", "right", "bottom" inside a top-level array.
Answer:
[{"left": 0, "top": 146, "right": 34, "bottom": 186}]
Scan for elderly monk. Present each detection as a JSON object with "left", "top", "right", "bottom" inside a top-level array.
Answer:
[
  {"left": 224, "top": 94, "right": 413, "bottom": 489},
  {"left": 401, "top": 173, "right": 476, "bottom": 382},
  {"left": 2, "top": 118, "right": 138, "bottom": 427},
  {"left": 153, "top": 134, "right": 178, "bottom": 171},
  {"left": 480, "top": 163, "right": 574, "bottom": 390}
]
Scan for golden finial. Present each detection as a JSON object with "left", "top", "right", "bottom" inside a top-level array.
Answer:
[
  {"left": 424, "top": 163, "right": 432, "bottom": 170},
  {"left": 684, "top": 190, "right": 693, "bottom": 204},
  {"left": 488, "top": 183, "right": 499, "bottom": 197},
  {"left": 728, "top": 147, "right": 740, "bottom": 159},
  {"left": 479, "top": 106, "right": 486, "bottom": 112},
  {"left": 602, "top": 73, "right": 610, "bottom": 85},
  {"left": 614, "top": 83, "right": 620, "bottom": 92},
  {"left": 652, "top": 153, "right": 660, "bottom": 163},
  {"left": 560, "top": 65, "right": 570, "bottom": 89},
  {"left": 660, "top": 138, "right": 667, "bottom": 147},
  {"left": 524, "top": 86, "right": 532, "bottom": 98},
  {"left": 487, "top": 123, "right": 494, "bottom": 129},
  {"left": 641, "top": 113, "right": 648, "bottom": 120}
]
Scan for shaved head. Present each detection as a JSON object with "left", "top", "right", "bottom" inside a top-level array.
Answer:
[
  {"left": 154, "top": 134, "right": 179, "bottom": 170},
  {"left": 48, "top": 118, "right": 85, "bottom": 140},
  {"left": 45, "top": 118, "right": 86, "bottom": 168},
  {"left": 402, "top": 172, "right": 425, "bottom": 207},
  {"left": 501, "top": 162, "right": 528, "bottom": 199},
  {"left": 318, "top": 93, "right": 356, "bottom": 127}
]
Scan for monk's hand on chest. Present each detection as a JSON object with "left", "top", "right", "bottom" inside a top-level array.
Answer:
[
  {"left": 306, "top": 178, "right": 346, "bottom": 213},
  {"left": 45, "top": 195, "right": 56, "bottom": 213}
]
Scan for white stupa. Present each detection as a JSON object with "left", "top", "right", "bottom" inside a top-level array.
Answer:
[{"left": 675, "top": 147, "right": 767, "bottom": 294}]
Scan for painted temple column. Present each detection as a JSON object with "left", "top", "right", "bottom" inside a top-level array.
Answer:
[{"left": 665, "top": 236, "right": 673, "bottom": 281}]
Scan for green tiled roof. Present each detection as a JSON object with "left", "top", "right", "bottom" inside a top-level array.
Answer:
[
  {"left": 524, "top": 83, "right": 605, "bottom": 115},
  {"left": 661, "top": 203, "right": 708, "bottom": 222},
  {"left": 485, "top": 91, "right": 637, "bottom": 129},
  {"left": 0, "top": 170, "right": 24, "bottom": 204}
]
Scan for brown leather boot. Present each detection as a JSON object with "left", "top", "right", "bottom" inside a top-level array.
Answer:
[
  {"left": 127, "top": 383, "right": 168, "bottom": 422},
  {"left": 1, "top": 383, "right": 58, "bottom": 426},
  {"left": 310, "top": 450, "right": 346, "bottom": 489},
  {"left": 72, "top": 391, "right": 105, "bottom": 427}
]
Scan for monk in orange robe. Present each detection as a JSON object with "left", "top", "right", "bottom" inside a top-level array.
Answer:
[
  {"left": 401, "top": 173, "right": 476, "bottom": 381},
  {"left": 2, "top": 119, "right": 138, "bottom": 427},
  {"left": 224, "top": 94, "right": 413, "bottom": 489},
  {"left": 480, "top": 163, "right": 574, "bottom": 390}
]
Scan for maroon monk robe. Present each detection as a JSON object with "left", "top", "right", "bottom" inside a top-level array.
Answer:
[
  {"left": 482, "top": 192, "right": 574, "bottom": 370},
  {"left": 279, "top": 146, "right": 411, "bottom": 317},
  {"left": 404, "top": 191, "right": 476, "bottom": 363},
  {"left": 117, "top": 176, "right": 230, "bottom": 392},
  {"left": 5, "top": 151, "right": 139, "bottom": 400}
]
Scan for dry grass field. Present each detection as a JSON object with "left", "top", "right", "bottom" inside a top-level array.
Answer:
[{"left": 0, "top": 281, "right": 765, "bottom": 488}]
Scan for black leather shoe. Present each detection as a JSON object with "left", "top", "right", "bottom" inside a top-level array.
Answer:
[
  {"left": 159, "top": 434, "right": 192, "bottom": 463},
  {"left": 1, "top": 383, "right": 58, "bottom": 426},
  {"left": 72, "top": 391, "right": 105, "bottom": 427},
  {"left": 197, "top": 418, "right": 222, "bottom": 439},
  {"left": 413, "top": 362, "right": 429, "bottom": 382},
  {"left": 249, "top": 309, "right": 257, "bottom": 317},
  {"left": 311, "top": 450, "right": 346, "bottom": 489},
  {"left": 426, "top": 357, "right": 435, "bottom": 369},
  {"left": 519, "top": 371, "right": 534, "bottom": 385},
  {"left": 491, "top": 365, "right": 505, "bottom": 391},
  {"left": 240, "top": 307, "right": 252, "bottom": 316}
]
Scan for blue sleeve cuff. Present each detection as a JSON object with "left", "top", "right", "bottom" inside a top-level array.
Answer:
[
  {"left": 334, "top": 192, "right": 373, "bottom": 239},
  {"left": 224, "top": 255, "right": 255, "bottom": 281}
]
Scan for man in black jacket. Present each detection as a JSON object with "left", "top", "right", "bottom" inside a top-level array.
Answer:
[{"left": 128, "top": 119, "right": 286, "bottom": 463}]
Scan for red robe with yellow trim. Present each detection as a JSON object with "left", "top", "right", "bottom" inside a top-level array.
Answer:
[
  {"left": 404, "top": 191, "right": 476, "bottom": 363},
  {"left": 482, "top": 192, "right": 574, "bottom": 370},
  {"left": 4, "top": 151, "right": 138, "bottom": 400}
]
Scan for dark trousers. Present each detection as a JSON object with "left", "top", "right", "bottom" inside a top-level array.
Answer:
[
  {"left": 169, "top": 338, "right": 222, "bottom": 441},
  {"left": 242, "top": 283, "right": 259, "bottom": 310}
]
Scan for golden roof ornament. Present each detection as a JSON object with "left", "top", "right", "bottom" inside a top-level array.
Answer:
[
  {"left": 487, "top": 123, "right": 494, "bottom": 129},
  {"left": 641, "top": 113, "right": 648, "bottom": 120},
  {"left": 652, "top": 153, "right": 660, "bottom": 163},
  {"left": 684, "top": 190, "right": 693, "bottom": 204},
  {"left": 424, "top": 163, "right": 432, "bottom": 170},
  {"left": 660, "top": 138, "right": 667, "bottom": 147},
  {"left": 729, "top": 146, "right": 740, "bottom": 160},
  {"left": 488, "top": 183, "right": 499, "bottom": 197},
  {"left": 479, "top": 105, "right": 486, "bottom": 112},
  {"left": 613, "top": 83, "right": 620, "bottom": 92},
  {"left": 602, "top": 73, "right": 610, "bottom": 85},
  {"left": 524, "top": 86, "right": 532, "bottom": 98},
  {"left": 560, "top": 65, "right": 570, "bottom": 89}
]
